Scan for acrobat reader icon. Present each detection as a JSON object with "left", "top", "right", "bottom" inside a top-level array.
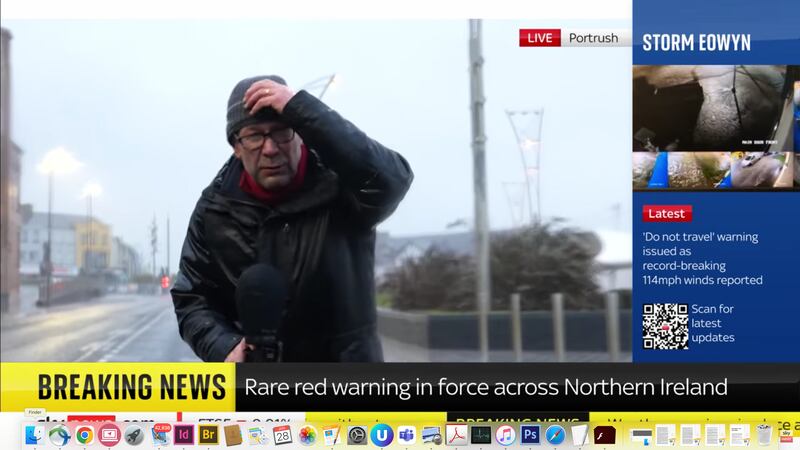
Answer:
[{"left": 446, "top": 424, "right": 468, "bottom": 446}]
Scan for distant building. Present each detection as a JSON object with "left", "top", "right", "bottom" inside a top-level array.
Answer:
[
  {"left": 1, "top": 27, "right": 21, "bottom": 313},
  {"left": 20, "top": 211, "right": 84, "bottom": 276},
  {"left": 110, "top": 236, "right": 141, "bottom": 278},
  {"left": 74, "top": 219, "right": 112, "bottom": 271},
  {"left": 375, "top": 230, "right": 473, "bottom": 281},
  {"left": 20, "top": 208, "right": 141, "bottom": 279}
]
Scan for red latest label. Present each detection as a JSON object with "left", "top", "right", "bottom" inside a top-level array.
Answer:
[{"left": 642, "top": 205, "right": 693, "bottom": 222}]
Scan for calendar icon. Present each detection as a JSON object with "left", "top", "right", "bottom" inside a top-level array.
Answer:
[{"left": 274, "top": 425, "right": 293, "bottom": 445}]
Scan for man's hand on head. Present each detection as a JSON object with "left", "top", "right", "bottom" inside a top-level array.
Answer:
[{"left": 243, "top": 79, "right": 296, "bottom": 116}]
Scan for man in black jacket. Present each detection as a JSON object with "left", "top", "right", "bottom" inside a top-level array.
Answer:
[{"left": 171, "top": 75, "right": 413, "bottom": 362}]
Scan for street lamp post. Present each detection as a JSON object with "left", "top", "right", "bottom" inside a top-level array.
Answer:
[
  {"left": 37, "top": 147, "right": 82, "bottom": 306},
  {"left": 46, "top": 172, "right": 53, "bottom": 304},
  {"left": 469, "top": 19, "right": 491, "bottom": 363},
  {"left": 81, "top": 182, "right": 103, "bottom": 272}
]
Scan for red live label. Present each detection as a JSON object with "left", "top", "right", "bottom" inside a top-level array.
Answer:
[
  {"left": 67, "top": 415, "right": 115, "bottom": 422},
  {"left": 519, "top": 29, "right": 561, "bottom": 47},
  {"left": 643, "top": 205, "right": 693, "bottom": 222}
]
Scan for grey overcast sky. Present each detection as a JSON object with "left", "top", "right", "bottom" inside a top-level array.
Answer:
[{"left": 2, "top": 19, "right": 632, "bottom": 274}]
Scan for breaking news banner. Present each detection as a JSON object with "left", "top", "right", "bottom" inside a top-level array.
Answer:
[
  {"left": 1, "top": 363, "right": 235, "bottom": 412},
  {"left": 233, "top": 363, "right": 800, "bottom": 411},
  {"left": 5, "top": 363, "right": 798, "bottom": 412}
]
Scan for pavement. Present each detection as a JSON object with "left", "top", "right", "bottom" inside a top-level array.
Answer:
[
  {"left": 1, "top": 294, "right": 631, "bottom": 363},
  {"left": 381, "top": 336, "right": 632, "bottom": 363}
]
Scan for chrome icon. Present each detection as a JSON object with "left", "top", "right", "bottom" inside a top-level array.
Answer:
[
  {"left": 75, "top": 425, "right": 95, "bottom": 444},
  {"left": 370, "top": 424, "right": 395, "bottom": 447}
]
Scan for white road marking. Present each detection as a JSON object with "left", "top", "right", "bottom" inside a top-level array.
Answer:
[
  {"left": 73, "top": 342, "right": 107, "bottom": 362},
  {"left": 96, "top": 307, "right": 172, "bottom": 362}
]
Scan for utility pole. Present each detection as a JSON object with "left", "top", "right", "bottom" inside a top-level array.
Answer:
[
  {"left": 45, "top": 172, "right": 53, "bottom": 305},
  {"left": 166, "top": 214, "right": 170, "bottom": 276},
  {"left": 469, "top": 19, "right": 491, "bottom": 362},
  {"left": 87, "top": 193, "right": 92, "bottom": 270},
  {"left": 150, "top": 216, "right": 157, "bottom": 277}
]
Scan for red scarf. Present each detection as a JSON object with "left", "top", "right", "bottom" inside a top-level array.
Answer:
[{"left": 239, "top": 144, "right": 309, "bottom": 204}]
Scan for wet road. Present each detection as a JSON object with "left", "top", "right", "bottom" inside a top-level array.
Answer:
[
  {"left": 0, "top": 294, "right": 200, "bottom": 362},
  {"left": 0, "top": 294, "right": 424, "bottom": 363}
]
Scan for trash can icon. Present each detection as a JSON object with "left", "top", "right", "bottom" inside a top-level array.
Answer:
[{"left": 756, "top": 425, "right": 772, "bottom": 446}]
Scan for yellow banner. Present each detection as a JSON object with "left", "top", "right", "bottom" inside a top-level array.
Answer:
[
  {"left": 591, "top": 412, "right": 800, "bottom": 422},
  {"left": 306, "top": 412, "right": 446, "bottom": 423},
  {"left": 0, "top": 363, "right": 235, "bottom": 412}
]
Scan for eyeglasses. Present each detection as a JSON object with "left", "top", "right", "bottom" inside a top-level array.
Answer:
[{"left": 236, "top": 128, "right": 295, "bottom": 151}]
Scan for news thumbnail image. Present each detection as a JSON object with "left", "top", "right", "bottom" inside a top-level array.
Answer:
[
  {"left": 730, "top": 151, "right": 794, "bottom": 189},
  {"left": 795, "top": 152, "right": 800, "bottom": 187},
  {"left": 795, "top": 81, "right": 800, "bottom": 152},
  {"left": 633, "top": 65, "right": 798, "bottom": 152},
  {"left": 633, "top": 152, "right": 733, "bottom": 190},
  {"left": 633, "top": 151, "right": 795, "bottom": 190},
  {"left": 632, "top": 152, "right": 659, "bottom": 189},
  {"left": 668, "top": 152, "right": 730, "bottom": 189},
  {"left": 795, "top": 81, "right": 799, "bottom": 186}
]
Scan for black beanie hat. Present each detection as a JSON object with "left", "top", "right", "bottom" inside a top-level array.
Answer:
[{"left": 226, "top": 75, "right": 288, "bottom": 145}]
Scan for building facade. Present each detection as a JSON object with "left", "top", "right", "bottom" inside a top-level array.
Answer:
[
  {"left": 20, "top": 212, "right": 83, "bottom": 276},
  {"left": 21, "top": 209, "right": 141, "bottom": 279},
  {"left": 110, "top": 236, "right": 141, "bottom": 278},
  {"left": 1, "top": 27, "right": 22, "bottom": 313},
  {"left": 74, "top": 219, "right": 111, "bottom": 271}
]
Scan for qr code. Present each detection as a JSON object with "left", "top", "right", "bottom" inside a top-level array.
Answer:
[{"left": 642, "top": 303, "right": 689, "bottom": 350}]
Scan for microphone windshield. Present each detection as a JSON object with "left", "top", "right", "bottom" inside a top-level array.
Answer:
[{"left": 235, "top": 263, "right": 289, "bottom": 336}]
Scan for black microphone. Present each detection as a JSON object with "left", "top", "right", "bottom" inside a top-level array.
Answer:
[{"left": 235, "top": 263, "right": 289, "bottom": 362}]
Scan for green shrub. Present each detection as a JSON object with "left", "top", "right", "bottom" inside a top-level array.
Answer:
[{"left": 381, "top": 221, "right": 604, "bottom": 311}]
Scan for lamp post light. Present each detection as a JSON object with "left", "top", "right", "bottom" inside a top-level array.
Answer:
[
  {"left": 506, "top": 109, "right": 544, "bottom": 225},
  {"left": 37, "top": 147, "right": 82, "bottom": 306},
  {"left": 81, "top": 182, "right": 103, "bottom": 272}
]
